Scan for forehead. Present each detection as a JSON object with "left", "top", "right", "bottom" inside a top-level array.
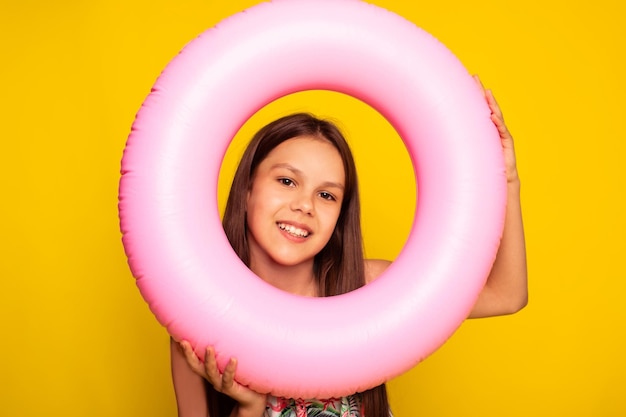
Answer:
[
  {"left": 261, "top": 136, "right": 345, "bottom": 181},
  {"left": 268, "top": 135, "right": 336, "bottom": 154}
]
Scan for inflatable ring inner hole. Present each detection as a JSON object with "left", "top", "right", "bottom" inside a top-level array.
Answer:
[{"left": 217, "top": 89, "right": 417, "bottom": 290}]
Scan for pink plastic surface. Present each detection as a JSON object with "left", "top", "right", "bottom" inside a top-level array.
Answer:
[{"left": 119, "top": 0, "right": 506, "bottom": 398}]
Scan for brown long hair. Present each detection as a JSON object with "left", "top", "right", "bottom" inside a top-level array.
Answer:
[{"left": 209, "top": 113, "right": 389, "bottom": 417}]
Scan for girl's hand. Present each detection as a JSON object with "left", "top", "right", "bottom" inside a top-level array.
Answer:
[
  {"left": 179, "top": 341, "right": 267, "bottom": 417},
  {"left": 473, "top": 75, "right": 519, "bottom": 184}
]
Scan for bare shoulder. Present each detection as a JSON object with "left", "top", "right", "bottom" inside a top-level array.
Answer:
[{"left": 364, "top": 258, "right": 392, "bottom": 284}]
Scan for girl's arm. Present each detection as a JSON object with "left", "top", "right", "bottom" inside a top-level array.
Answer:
[
  {"left": 171, "top": 337, "right": 209, "bottom": 417},
  {"left": 468, "top": 77, "right": 528, "bottom": 318},
  {"left": 468, "top": 178, "right": 527, "bottom": 318},
  {"left": 172, "top": 338, "right": 267, "bottom": 417}
]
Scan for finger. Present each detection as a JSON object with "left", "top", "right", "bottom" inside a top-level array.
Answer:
[
  {"left": 473, "top": 74, "right": 486, "bottom": 96},
  {"left": 473, "top": 76, "right": 506, "bottom": 127},
  {"left": 485, "top": 89, "right": 504, "bottom": 120},
  {"left": 221, "top": 358, "right": 238, "bottom": 390},
  {"left": 180, "top": 341, "right": 205, "bottom": 374},
  {"left": 487, "top": 104, "right": 511, "bottom": 138},
  {"left": 491, "top": 113, "right": 511, "bottom": 139},
  {"left": 204, "top": 346, "right": 223, "bottom": 386}
]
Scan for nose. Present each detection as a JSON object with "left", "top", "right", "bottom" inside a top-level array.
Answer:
[{"left": 290, "top": 190, "right": 313, "bottom": 215}]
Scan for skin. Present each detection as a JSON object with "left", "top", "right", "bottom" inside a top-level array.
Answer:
[
  {"left": 171, "top": 78, "right": 528, "bottom": 417},
  {"left": 245, "top": 136, "right": 345, "bottom": 296}
]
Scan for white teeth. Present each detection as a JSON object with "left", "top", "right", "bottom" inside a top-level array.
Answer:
[{"left": 278, "top": 223, "right": 309, "bottom": 237}]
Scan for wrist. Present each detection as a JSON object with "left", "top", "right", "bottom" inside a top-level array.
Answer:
[
  {"left": 231, "top": 401, "right": 266, "bottom": 417},
  {"left": 507, "top": 171, "right": 520, "bottom": 187}
]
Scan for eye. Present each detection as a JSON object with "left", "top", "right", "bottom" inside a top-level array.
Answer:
[
  {"left": 278, "top": 177, "right": 295, "bottom": 187},
  {"left": 319, "top": 192, "right": 336, "bottom": 201}
]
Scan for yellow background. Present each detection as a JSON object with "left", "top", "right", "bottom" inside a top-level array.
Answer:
[{"left": 1, "top": 0, "right": 624, "bottom": 416}]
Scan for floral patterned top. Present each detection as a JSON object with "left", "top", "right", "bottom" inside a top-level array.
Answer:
[{"left": 264, "top": 395, "right": 362, "bottom": 417}]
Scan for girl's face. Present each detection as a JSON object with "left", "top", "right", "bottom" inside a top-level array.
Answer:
[{"left": 246, "top": 136, "right": 345, "bottom": 271}]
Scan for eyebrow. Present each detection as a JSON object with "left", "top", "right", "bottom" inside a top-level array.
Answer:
[{"left": 271, "top": 163, "right": 345, "bottom": 191}]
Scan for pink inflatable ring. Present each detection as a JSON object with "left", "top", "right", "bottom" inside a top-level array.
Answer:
[{"left": 119, "top": 0, "right": 506, "bottom": 398}]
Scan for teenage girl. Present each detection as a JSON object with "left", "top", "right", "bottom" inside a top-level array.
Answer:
[{"left": 170, "top": 77, "right": 528, "bottom": 417}]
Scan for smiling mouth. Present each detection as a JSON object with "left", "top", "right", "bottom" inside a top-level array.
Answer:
[{"left": 277, "top": 222, "right": 310, "bottom": 238}]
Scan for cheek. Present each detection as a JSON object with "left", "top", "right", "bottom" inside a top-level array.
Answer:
[
  {"left": 321, "top": 206, "right": 342, "bottom": 232},
  {"left": 245, "top": 194, "right": 261, "bottom": 229},
  {"left": 246, "top": 191, "right": 282, "bottom": 226}
]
